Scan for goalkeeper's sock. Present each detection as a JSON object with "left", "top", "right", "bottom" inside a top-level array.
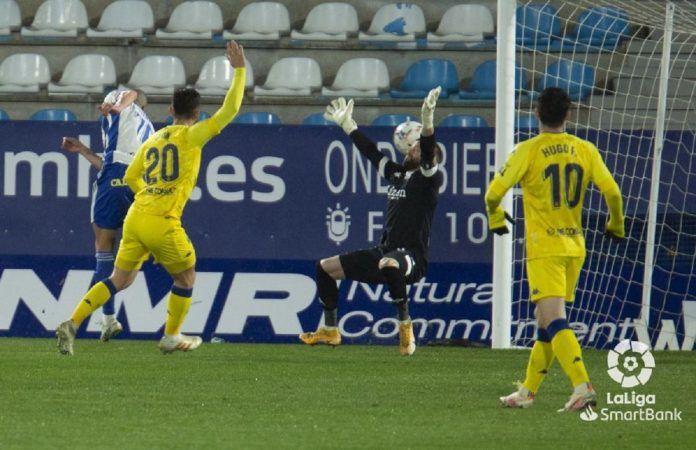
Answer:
[
  {"left": 71, "top": 279, "right": 118, "bottom": 326},
  {"left": 93, "top": 251, "right": 116, "bottom": 316},
  {"left": 164, "top": 286, "right": 193, "bottom": 336},
  {"left": 548, "top": 319, "right": 590, "bottom": 388},
  {"left": 316, "top": 262, "right": 339, "bottom": 326},
  {"left": 522, "top": 329, "right": 554, "bottom": 394}
]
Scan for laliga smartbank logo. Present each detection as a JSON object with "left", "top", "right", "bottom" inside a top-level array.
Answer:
[
  {"left": 580, "top": 340, "right": 682, "bottom": 422},
  {"left": 607, "top": 340, "right": 654, "bottom": 387}
]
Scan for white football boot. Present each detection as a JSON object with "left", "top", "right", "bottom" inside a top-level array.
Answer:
[
  {"left": 100, "top": 317, "right": 123, "bottom": 342},
  {"left": 559, "top": 383, "right": 597, "bottom": 412},
  {"left": 500, "top": 383, "right": 535, "bottom": 408},
  {"left": 158, "top": 334, "right": 203, "bottom": 354},
  {"left": 56, "top": 320, "right": 77, "bottom": 356}
]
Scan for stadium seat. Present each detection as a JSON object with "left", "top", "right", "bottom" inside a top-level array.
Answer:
[
  {"left": 21, "top": 0, "right": 88, "bottom": 37},
  {"left": 459, "top": 60, "right": 527, "bottom": 100},
  {"left": 516, "top": 4, "right": 561, "bottom": 46},
  {"left": 302, "top": 113, "right": 336, "bottom": 126},
  {"left": 439, "top": 114, "right": 489, "bottom": 128},
  {"left": 156, "top": 1, "right": 223, "bottom": 40},
  {"left": 0, "top": 53, "right": 51, "bottom": 93},
  {"left": 127, "top": 56, "right": 186, "bottom": 95},
  {"left": 223, "top": 2, "right": 290, "bottom": 41},
  {"left": 195, "top": 56, "right": 254, "bottom": 96},
  {"left": 322, "top": 58, "right": 390, "bottom": 98},
  {"left": 428, "top": 4, "right": 494, "bottom": 43},
  {"left": 30, "top": 108, "right": 77, "bottom": 121},
  {"left": 48, "top": 54, "right": 116, "bottom": 94},
  {"left": 0, "top": 0, "right": 21, "bottom": 35},
  {"left": 291, "top": 2, "right": 359, "bottom": 41},
  {"left": 538, "top": 59, "right": 595, "bottom": 101},
  {"left": 371, "top": 114, "right": 417, "bottom": 127},
  {"left": 516, "top": 115, "right": 539, "bottom": 130},
  {"left": 390, "top": 59, "right": 459, "bottom": 99},
  {"left": 254, "top": 57, "right": 321, "bottom": 96},
  {"left": 359, "top": 3, "right": 426, "bottom": 42},
  {"left": 233, "top": 112, "right": 281, "bottom": 125},
  {"left": 571, "top": 6, "right": 630, "bottom": 47},
  {"left": 87, "top": 1, "right": 154, "bottom": 38},
  {"left": 0, "top": 109, "right": 9, "bottom": 120}
]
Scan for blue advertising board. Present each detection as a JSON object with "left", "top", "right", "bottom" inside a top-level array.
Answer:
[{"left": 0, "top": 122, "right": 693, "bottom": 349}]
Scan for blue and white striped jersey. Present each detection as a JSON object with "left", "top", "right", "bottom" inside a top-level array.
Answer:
[{"left": 100, "top": 89, "right": 154, "bottom": 167}]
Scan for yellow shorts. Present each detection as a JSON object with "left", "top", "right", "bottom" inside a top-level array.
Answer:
[
  {"left": 115, "top": 210, "right": 196, "bottom": 274},
  {"left": 526, "top": 256, "right": 584, "bottom": 302}
]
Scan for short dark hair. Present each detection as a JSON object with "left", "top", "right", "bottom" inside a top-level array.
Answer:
[
  {"left": 172, "top": 88, "right": 201, "bottom": 120},
  {"left": 536, "top": 87, "right": 571, "bottom": 127}
]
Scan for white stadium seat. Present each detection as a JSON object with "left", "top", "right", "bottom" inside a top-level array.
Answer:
[
  {"left": 254, "top": 57, "right": 321, "bottom": 96},
  {"left": 48, "top": 54, "right": 116, "bottom": 94},
  {"left": 127, "top": 56, "right": 186, "bottom": 95},
  {"left": 21, "top": 0, "right": 88, "bottom": 37},
  {"left": 223, "top": 2, "right": 290, "bottom": 41},
  {"left": 87, "top": 1, "right": 154, "bottom": 38},
  {"left": 290, "top": 2, "right": 359, "bottom": 41},
  {"left": 0, "top": 0, "right": 21, "bottom": 36},
  {"left": 195, "top": 56, "right": 254, "bottom": 96},
  {"left": 358, "top": 3, "right": 425, "bottom": 42},
  {"left": 156, "top": 1, "right": 223, "bottom": 40},
  {"left": 428, "top": 4, "right": 494, "bottom": 43},
  {"left": 322, "top": 58, "right": 390, "bottom": 97},
  {"left": 0, "top": 53, "right": 51, "bottom": 93}
]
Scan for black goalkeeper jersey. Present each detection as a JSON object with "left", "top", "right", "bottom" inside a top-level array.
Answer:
[{"left": 349, "top": 129, "right": 443, "bottom": 268}]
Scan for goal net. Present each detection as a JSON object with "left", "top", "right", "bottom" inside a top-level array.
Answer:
[{"left": 504, "top": 0, "right": 696, "bottom": 349}]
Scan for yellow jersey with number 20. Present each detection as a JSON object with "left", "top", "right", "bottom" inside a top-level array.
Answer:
[
  {"left": 487, "top": 132, "right": 618, "bottom": 259},
  {"left": 123, "top": 67, "right": 246, "bottom": 219}
]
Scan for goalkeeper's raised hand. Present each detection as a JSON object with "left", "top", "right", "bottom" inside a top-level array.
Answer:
[
  {"left": 487, "top": 207, "right": 514, "bottom": 235},
  {"left": 324, "top": 97, "right": 357, "bottom": 134},
  {"left": 605, "top": 215, "right": 626, "bottom": 241},
  {"left": 421, "top": 86, "right": 441, "bottom": 130}
]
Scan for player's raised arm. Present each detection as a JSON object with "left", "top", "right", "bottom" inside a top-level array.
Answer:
[
  {"left": 324, "top": 97, "right": 400, "bottom": 179},
  {"left": 419, "top": 87, "right": 440, "bottom": 177},
  {"left": 590, "top": 147, "right": 625, "bottom": 240},
  {"left": 189, "top": 41, "right": 246, "bottom": 145},
  {"left": 61, "top": 137, "right": 103, "bottom": 170}
]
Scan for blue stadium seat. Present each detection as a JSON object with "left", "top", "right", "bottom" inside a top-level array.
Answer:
[
  {"left": 390, "top": 59, "right": 459, "bottom": 99},
  {"left": 538, "top": 59, "right": 595, "bottom": 101},
  {"left": 516, "top": 115, "right": 539, "bottom": 130},
  {"left": 233, "top": 112, "right": 282, "bottom": 125},
  {"left": 459, "top": 60, "right": 527, "bottom": 100},
  {"left": 572, "top": 6, "right": 630, "bottom": 48},
  {"left": 371, "top": 114, "right": 417, "bottom": 127},
  {"left": 438, "top": 114, "right": 488, "bottom": 128},
  {"left": 516, "top": 4, "right": 561, "bottom": 46},
  {"left": 302, "top": 113, "right": 334, "bottom": 126},
  {"left": 0, "top": 109, "right": 9, "bottom": 120},
  {"left": 30, "top": 108, "right": 77, "bottom": 121}
]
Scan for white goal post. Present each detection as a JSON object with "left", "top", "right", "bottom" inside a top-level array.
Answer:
[{"left": 493, "top": 0, "right": 696, "bottom": 350}]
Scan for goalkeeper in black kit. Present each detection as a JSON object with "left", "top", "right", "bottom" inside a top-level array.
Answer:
[{"left": 299, "top": 87, "right": 444, "bottom": 355}]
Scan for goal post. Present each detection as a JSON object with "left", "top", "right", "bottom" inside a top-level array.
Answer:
[{"left": 493, "top": 0, "right": 695, "bottom": 350}]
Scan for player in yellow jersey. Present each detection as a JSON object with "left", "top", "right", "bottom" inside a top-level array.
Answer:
[
  {"left": 56, "top": 41, "right": 246, "bottom": 355},
  {"left": 486, "top": 87, "right": 625, "bottom": 411}
]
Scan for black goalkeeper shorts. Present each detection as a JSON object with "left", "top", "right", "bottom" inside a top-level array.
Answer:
[{"left": 339, "top": 246, "right": 424, "bottom": 285}]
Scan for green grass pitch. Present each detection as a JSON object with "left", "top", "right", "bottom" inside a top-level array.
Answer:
[{"left": 0, "top": 339, "right": 693, "bottom": 449}]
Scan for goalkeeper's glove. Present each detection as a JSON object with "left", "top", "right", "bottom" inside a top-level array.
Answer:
[
  {"left": 324, "top": 97, "right": 357, "bottom": 134},
  {"left": 487, "top": 207, "right": 514, "bottom": 235},
  {"left": 605, "top": 215, "right": 626, "bottom": 241},
  {"left": 421, "top": 86, "right": 441, "bottom": 129}
]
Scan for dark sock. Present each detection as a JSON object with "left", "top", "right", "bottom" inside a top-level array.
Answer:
[
  {"left": 395, "top": 300, "right": 410, "bottom": 321},
  {"left": 316, "top": 261, "right": 339, "bottom": 326}
]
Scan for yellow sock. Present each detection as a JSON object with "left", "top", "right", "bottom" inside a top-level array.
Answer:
[
  {"left": 551, "top": 328, "right": 590, "bottom": 387},
  {"left": 164, "top": 287, "right": 192, "bottom": 336},
  {"left": 522, "top": 341, "right": 554, "bottom": 394},
  {"left": 71, "top": 280, "right": 116, "bottom": 326}
]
